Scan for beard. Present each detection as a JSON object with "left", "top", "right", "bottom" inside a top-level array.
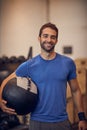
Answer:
[{"left": 40, "top": 41, "right": 55, "bottom": 53}]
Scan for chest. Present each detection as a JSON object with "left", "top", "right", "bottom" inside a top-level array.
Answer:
[{"left": 28, "top": 61, "right": 69, "bottom": 83}]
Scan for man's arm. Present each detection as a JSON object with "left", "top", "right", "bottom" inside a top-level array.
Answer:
[
  {"left": 68, "top": 78, "right": 87, "bottom": 130},
  {"left": 0, "top": 72, "right": 17, "bottom": 114}
]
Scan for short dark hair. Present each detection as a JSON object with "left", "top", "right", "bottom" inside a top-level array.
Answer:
[{"left": 39, "top": 22, "right": 58, "bottom": 39}]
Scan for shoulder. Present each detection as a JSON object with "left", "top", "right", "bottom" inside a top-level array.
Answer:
[
  {"left": 57, "top": 53, "right": 74, "bottom": 61},
  {"left": 27, "top": 55, "right": 40, "bottom": 65},
  {"left": 16, "top": 55, "right": 40, "bottom": 70},
  {"left": 56, "top": 53, "right": 76, "bottom": 67}
]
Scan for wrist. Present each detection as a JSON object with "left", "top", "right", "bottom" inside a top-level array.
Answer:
[{"left": 78, "top": 112, "right": 86, "bottom": 121}]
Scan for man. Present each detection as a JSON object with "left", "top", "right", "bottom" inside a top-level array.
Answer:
[{"left": 0, "top": 23, "right": 87, "bottom": 130}]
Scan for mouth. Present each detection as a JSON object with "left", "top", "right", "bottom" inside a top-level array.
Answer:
[
  {"left": 40, "top": 41, "right": 55, "bottom": 52},
  {"left": 45, "top": 42, "right": 55, "bottom": 47}
]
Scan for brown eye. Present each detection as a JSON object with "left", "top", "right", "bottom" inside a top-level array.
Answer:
[
  {"left": 51, "top": 36, "right": 56, "bottom": 40},
  {"left": 41, "top": 34, "right": 56, "bottom": 40},
  {"left": 42, "top": 34, "right": 48, "bottom": 38}
]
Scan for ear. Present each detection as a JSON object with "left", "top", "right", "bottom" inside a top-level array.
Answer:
[
  {"left": 55, "top": 39, "right": 58, "bottom": 44},
  {"left": 38, "top": 36, "right": 40, "bottom": 42}
]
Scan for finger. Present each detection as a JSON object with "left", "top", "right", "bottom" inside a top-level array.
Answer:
[
  {"left": 5, "top": 106, "right": 16, "bottom": 112},
  {"left": 4, "top": 107, "right": 17, "bottom": 115},
  {"left": 2, "top": 99, "right": 7, "bottom": 104},
  {"left": 4, "top": 109, "right": 17, "bottom": 115}
]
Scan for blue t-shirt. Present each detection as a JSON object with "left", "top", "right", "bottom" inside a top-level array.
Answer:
[{"left": 15, "top": 53, "right": 76, "bottom": 122}]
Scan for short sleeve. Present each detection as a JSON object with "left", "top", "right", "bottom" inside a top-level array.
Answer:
[
  {"left": 67, "top": 60, "right": 77, "bottom": 81},
  {"left": 15, "top": 61, "right": 28, "bottom": 77}
]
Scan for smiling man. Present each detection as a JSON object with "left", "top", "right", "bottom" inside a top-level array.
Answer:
[{"left": 0, "top": 23, "right": 87, "bottom": 130}]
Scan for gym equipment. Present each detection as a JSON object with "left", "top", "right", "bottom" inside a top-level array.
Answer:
[
  {"left": 2, "top": 56, "right": 9, "bottom": 64},
  {"left": 2, "top": 77, "right": 39, "bottom": 115},
  {"left": 0, "top": 111, "right": 20, "bottom": 130},
  {"left": 9, "top": 56, "right": 18, "bottom": 63},
  {"left": 0, "top": 70, "right": 10, "bottom": 85},
  {"left": 17, "top": 56, "right": 26, "bottom": 63},
  {"left": 0, "top": 57, "right": 3, "bottom": 64},
  {"left": 27, "top": 46, "right": 33, "bottom": 59}
]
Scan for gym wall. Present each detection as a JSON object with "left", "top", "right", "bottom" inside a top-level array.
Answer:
[{"left": 0, "top": 0, "right": 87, "bottom": 59}]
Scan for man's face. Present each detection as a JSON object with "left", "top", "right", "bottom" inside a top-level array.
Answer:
[{"left": 38, "top": 27, "right": 58, "bottom": 53}]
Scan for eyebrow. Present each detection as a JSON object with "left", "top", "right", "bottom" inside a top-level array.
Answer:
[{"left": 42, "top": 34, "right": 57, "bottom": 38}]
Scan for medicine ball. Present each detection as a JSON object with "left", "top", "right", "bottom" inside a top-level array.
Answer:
[{"left": 2, "top": 77, "right": 39, "bottom": 115}]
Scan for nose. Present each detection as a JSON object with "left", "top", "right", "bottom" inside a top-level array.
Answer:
[{"left": 47, "top": 36, "right": 52, "bottom": 42}]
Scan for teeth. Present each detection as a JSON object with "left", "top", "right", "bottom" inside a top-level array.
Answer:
[{"left": 47, "top": 42, "right": 54, "bottom": 46}]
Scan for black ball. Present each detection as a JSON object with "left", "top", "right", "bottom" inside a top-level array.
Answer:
[{"left": 2, "top": 77, "right": 38, "bottom": 115}]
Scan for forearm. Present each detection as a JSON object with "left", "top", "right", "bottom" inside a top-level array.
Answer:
[
  {"left": 0, "top": 72, "right": 17, "bottom": 114},
  {"left": 73, "top": 90, "right": 87, "bottom": 124},
  {"left": 72, "top": 89, "right": 84, "bottom": 113},
  {"left": 69, "top": 79, "right": 85, "bottom": 113},
  {"left": 0, "top": 72, "right": 16, "bottom": 99}
]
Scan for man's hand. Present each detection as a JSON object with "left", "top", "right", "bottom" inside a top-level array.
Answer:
[
  {"left": 0, "top": 99, "right": 17, "bottom": 115},
  {"left": 78, "top": 120, "right": 87, "bottom": 130}
]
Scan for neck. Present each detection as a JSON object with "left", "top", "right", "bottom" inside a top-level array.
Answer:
[{"left": 40, "top": 50, "right": 56, "bottom": 60}]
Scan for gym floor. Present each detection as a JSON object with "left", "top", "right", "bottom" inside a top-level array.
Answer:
[{"left": 9, "top": 123, "right": 78, "bottom": 130}]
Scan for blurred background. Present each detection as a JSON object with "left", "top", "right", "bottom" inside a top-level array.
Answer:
[
  {"left": 0, "top": 0, "right": 87, "bottom": 59},
  {"left": 0, "top": 0, "right": 87, "bottom": 130}
]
